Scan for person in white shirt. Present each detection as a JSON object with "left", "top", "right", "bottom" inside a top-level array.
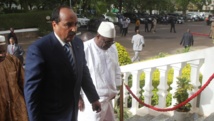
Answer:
[
  {"left": 131, "top": 29, "right": 145, "bottom": 62},
  {"left": 7, "top": 37, "right": 25, "bottom": 64},
  {"left": 121, "top": 17, "right": 130, "bottom": 36},
  {"left": 78, "top": 22, "right": 122, "bottom": 121}
]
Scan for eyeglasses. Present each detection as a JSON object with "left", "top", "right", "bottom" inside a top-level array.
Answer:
[{"left": 102, "top": 39, "right": 115, "bottom": 45}]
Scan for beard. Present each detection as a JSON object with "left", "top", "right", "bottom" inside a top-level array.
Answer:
[
  {"left": 65, "top": 31, "right": 76, "bottom": 42},
  {"left": 69, "top": 31, "right": 76, "bottom": 36}
]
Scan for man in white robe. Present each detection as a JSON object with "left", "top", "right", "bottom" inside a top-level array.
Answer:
[
  {"left": 78, "top": 22, "right": 122, "bottom": 121},
  {"left": 131, "top": 29, "right": 145, "bottom": 62}
]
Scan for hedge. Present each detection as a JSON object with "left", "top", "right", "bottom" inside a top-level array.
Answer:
[{"left": 0, "top": 10, "right": 52, "bottom": 35}]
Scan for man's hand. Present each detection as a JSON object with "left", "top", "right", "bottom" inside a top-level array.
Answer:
[
  {"left": 78, "top": 96, "right": 85, "bottom": 111},
  {"left": 92, "top": 100, "right": 101, "bottom": 113}
]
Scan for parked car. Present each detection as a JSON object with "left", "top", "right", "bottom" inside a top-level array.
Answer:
[
  {"left": 176, "top": 17, "right": 184, "bottom": 24},
  {"left": 77, "top": 14, "right": 90, "bottom": 27},
  {"left": 102, "top": 12, "right": 119, "bottom": 24},
  {"left": 167, "top": 13, "right": 184, "bottom": 24},
  {"left": 186, "top": 13, "right": 199, "bottom": 21}
]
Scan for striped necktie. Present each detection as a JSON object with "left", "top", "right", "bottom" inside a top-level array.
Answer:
[
  {"left": 12, "top": 45, "right": 14, "bottom": 53},
  {"left": 64, "top": 43, "right": 75, "bottom": 71}
]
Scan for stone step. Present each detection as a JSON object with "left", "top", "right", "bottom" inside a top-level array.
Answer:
[
  {"left": 204, "top": 113, "right": 214, "bottom": 121},
  {"left": 125, "top": 112, "right": 214, "bottom": 121}
]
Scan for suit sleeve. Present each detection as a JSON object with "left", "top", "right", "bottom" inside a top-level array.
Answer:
[
  {"left": 180, "top": 35, "right": 184, "bottom": 45},
  {"left": 18, "top": 45, "right": 25, "bottom": 56},
  {"left": 24, "top": 45, "right": 44, "bottom": 121}
]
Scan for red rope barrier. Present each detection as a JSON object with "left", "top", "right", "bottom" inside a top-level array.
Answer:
[
  {"left": 124, "top": 73, "right": 214, "bottom": 112},
  {"left": 191, "top": 32, "right": 209, "bottom": 37}
]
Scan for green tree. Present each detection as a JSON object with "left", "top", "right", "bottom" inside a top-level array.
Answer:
[
  {"left": 192, "top": 0, "right": 211, "bottom": 11},
  {"left": 175, "top": 0, "right": 191, "bottom": 15},
  {"left": 3, "top": 0, "right": 18, "bottom": 9}
]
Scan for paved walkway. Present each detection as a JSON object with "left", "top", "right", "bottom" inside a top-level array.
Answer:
[
  {"left": 16, "top": 21, "right": 213, "bottom": 61},
  {"left": 114, "top": 21, "right": 213, "bottom": 60}
]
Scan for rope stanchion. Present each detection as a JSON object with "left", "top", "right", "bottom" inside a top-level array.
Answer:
[{"left": 124, "top": 73, "right": 214, "bottom": 112}]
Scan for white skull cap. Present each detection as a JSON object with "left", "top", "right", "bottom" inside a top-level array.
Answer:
[
  {"left": 0, "top": 35, "right": 6, "bottom": 45},
  {"left": 97, "top": 21, "right": 116, "bottom": 38}
]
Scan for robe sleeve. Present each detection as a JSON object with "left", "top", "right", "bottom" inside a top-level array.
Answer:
[{"left": 113, "top": 44, "right": 122, "bottom": 86}]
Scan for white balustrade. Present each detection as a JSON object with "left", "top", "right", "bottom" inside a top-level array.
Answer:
[
  {"left": 188, "top": 59, "right": 204, "bottom": 111},
  {"left": 170, "top": 63, "right": 184, "bottom": 107},
  {"left": 123, "top": 72, "right": 130, "bottom": 107},
  {"left": 130, "top": 70, "right": 141, "bottom": 114},
  {"left": 143, "top": 68, "right": 154, "bottom": 106},
  {"left": 157, "top": 66, "right": 169, "bottom": 108},
  {"left": 118, "top": 47, "right": 214, "bottom": 117}
]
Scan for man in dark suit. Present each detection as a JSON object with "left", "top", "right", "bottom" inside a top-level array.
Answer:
[
  {"left": 170, "top": 16, "right": 176, "bottom": 33},
  {"left": 180, "top": 28, "right": 194, "bottom": 51},
  {"left": 7, "top": 37, "right": 25, "bottom": 64},
  {"left": 7, "top": 27, "right": 18, "bottom": 44},
  {"left": 24, "top": 6, "right": 101, "bottom": 121}
]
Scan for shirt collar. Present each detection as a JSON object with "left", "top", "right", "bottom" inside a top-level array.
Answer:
[{"left": 54, "top": 32, "right": 70, "bottom": 46}]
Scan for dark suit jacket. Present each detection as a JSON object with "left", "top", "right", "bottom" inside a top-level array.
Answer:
[
  {"left": 24, "top": 32, "right": 99, "bottom": 121},
  {"left": 180, "top": 32, "right": 194, "bottom": 47},
  {"left": 7, "top": 44, "right": 25, "bottom": 64}
]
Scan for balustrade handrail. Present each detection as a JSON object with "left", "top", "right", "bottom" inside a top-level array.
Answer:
[
  {"left": 0, "top": 28, "right": 39, "bottom": 34},
  {"left": 120, "top": 48, "right": 207, "bottom": 72}
]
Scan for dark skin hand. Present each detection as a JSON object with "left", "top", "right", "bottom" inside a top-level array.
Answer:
[{"left": 92, "top": 100, "right": 101, "bottom": 113}]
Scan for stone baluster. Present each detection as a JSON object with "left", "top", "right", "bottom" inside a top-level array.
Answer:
[
  {"left": 157, "top": 66, "right": 169, "bottom": 108},
  {"left": 188, "top": 59, "right": 204, "bottom": 111},
  {"left": 170, "top": 63, "right": 184, "bottom": 107},
  {"left": 130, "top": 70, "right": 141, "bottom": 114},
  {"left": 143, "top": 68, "right": 154, "bottom": 106},
  {"left": 123, "top": 72, "right": 130, "bottom": 107}
]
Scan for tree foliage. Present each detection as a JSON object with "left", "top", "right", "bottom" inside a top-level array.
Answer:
[{"left": 0, "top": 0, "right": 212, "bottom": 14}]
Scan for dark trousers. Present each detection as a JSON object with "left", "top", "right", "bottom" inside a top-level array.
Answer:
[
  {"left": 121, "top": 28, "right": 128, "bottom": 36},
  {"left": 170, "top": 26, "right": 176, "bottom": 33},
  {"left": 119, "top": 24, "right": 123, "bottom": 34},
  {"left": 145, "top": 25, "right": 149, "bottom": 32},
  {"left": 150, "top": 24, "right": 154, "bottom": 32}
]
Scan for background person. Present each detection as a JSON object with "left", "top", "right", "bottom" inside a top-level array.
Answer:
[
  {"left": 170, "top": 16, "right": 176, "bottom": 33},
  {"left": 149, "top": 18, "right": 154, "bottom": 32},
  {"left": 7, "top": 37, "right": 25, "bottom": 64},
  {"left": 7, "top": 27, "right": 18, "bottom": 44},
  {"left": 209, "top": 21, "right": 214, "bottom": 39},
  {"left": 180, "top": 28, "right": 194, "bottom": 51},
  {"left": 151, "top": 17, "right": 157, "bottom": 33},
  {"left": 78, "top": 22, "right": 122, "bottom": 121},
  {"left": 121, "top": 17, "right": 130, "bottom": 36},
  {"left": 131, "top": 29, "right": 145, "bottom": 62},
  {"left": 144, "top": 18, "right": 149, "bottom": 32},
  {"left": 135, "top": 18, "right": 140, "bottom": 32},
  {"left": 0, "top": 35, "right": 28, "bottom": 121},
  {"left": 24, "top": 6, "right": 101, "bottom": 121}
]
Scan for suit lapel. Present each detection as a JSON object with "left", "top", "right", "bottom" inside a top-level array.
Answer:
[
  {"left": 50, "top": 33, "right": 74, "bottom": 73},
  {"left": 70, "top": 37, "right": 80, "bottom": 77},
  {"left": 13, "top": 45, "right": 18, "bottom": 52}
]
